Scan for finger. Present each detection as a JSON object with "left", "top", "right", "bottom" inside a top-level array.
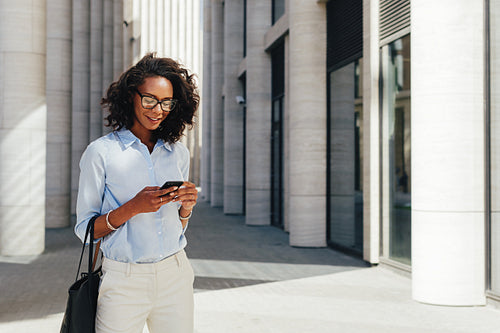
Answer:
[{"left": 144, "top": 186, "right": 161, "bottom": 191}]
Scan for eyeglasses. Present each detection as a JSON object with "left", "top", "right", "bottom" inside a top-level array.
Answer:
[{"left": 136, "top": 91, "right": 178, "bottom": 112}]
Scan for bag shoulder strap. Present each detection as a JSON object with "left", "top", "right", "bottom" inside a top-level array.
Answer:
[{"left": 75, "top": 216, "right": 100, "bottom": 282}]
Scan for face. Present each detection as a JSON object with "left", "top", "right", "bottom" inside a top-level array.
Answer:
[{"left": 130, "top": 76, "right": 174, "bottom": 140}]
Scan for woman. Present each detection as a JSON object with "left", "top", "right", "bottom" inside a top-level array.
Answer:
[{"left": 75, "top": 53, "right": 199, "bottom": 333}]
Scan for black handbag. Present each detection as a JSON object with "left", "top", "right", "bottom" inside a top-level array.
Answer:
[{"left": 60, "top": 216, "right": 102, "bottom": 333}]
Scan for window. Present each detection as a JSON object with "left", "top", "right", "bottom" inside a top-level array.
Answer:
[{"left": 380, "top": 35, "right": 411, "bottom": 265}]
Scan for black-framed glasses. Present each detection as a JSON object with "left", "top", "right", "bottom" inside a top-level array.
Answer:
[{"left": 136, "top": 91, "right": 178, "bottom": 112}]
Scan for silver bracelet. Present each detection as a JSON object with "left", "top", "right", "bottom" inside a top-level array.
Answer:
[
  {"left": 179, "top": 209, "right": 192, "bottom": 221},
  {"left": 106, "top": 210, "right": 117, "bottom": 231}
]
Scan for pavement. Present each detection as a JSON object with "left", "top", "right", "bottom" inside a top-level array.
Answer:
[{"left": 1, "top": 201, "right": 500, "bottom": 332}]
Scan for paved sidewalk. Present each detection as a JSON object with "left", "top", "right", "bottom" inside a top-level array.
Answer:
[{"left": 1, "top": 201, "right": 500, "bottom": 332}]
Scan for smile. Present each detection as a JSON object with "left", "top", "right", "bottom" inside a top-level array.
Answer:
[{"left": 147, "top": 116, "right": 162, "bottom": 122}]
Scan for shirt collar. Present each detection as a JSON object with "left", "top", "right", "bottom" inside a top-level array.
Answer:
[{"left": 116, "top": 128, "right": 172, "bottom": 151}]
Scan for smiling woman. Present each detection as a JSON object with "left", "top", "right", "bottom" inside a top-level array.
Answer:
[{"left": 75, "top": 53, "right": 200, "bottom": 333}]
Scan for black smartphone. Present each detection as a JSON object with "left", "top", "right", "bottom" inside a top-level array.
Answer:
[{"left": 160, "top": 181, "right": 184, "bottom": 191}]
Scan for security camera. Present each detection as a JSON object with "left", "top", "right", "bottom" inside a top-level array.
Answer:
[{"left": 236, "top": 96, "right": 245, "bottom": 105}]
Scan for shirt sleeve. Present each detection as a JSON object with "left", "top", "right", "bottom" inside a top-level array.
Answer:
[
  {"left": 179, "top": 143, "right": 191, "bottom": 233},
  {"left": 74, "top": 141, "right": 106, "bottom": 244}
]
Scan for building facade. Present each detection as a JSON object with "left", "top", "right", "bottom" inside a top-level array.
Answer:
[
  {"left": 201, "top": 0, "right": 500, "bottom": 307},
  {"left": 0, "top": 0, "right": 202, "bottom": 254}
]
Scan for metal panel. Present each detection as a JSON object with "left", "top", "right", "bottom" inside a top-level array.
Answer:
[{"left": 379, "top": 0, "right": 411, "bottom": 44}]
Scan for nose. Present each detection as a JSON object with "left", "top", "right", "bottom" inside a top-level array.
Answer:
[{"left": 152, "top": 103, "right": 163, "bottom": 113}]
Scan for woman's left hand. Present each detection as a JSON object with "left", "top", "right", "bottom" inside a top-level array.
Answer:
[{"left": 169, "top": 181, "right": 198, "bottom": 212}]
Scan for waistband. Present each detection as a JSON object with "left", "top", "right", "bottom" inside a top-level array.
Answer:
[{"left": 102, "top": 250, "right": 187, "bottom": 276}]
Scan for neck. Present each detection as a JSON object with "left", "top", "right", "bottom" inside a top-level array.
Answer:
[{"left": 130, "top": 125, "right": 155, "bottom": 151}]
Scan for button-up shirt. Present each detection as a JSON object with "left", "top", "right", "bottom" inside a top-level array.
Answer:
[{"left": 75, "top": 129, "right": 190, "bottom": 263}]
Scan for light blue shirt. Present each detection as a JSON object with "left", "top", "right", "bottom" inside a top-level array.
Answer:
[{"left": 75, "top": 129, "right": 190, "bottom": 263}]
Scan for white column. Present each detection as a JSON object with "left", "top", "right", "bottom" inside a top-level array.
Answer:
[
  {"left": 170, "top": 0, "right": 179, "bottom": 58},
  {"left": 362, "top": 0, "right": 381, "bottom": 263},
  {"left": 163, "top": 0, "right": 172, "bottom": 56},
  {"left": 90, "top": 0, "right": 103, "bottom": 140},
  {"left": 245, "top": 1, "right": 272, "bottom": 225},
  {"left": 223, "top": 0, "right": 244, "bottom": 214},
  {"left": 0, "top": 0, "right": 46, "bottom": 255},
  {"left": 411, "top": 0, "right": 485, "bottom": 305},
  {"left": 71, "top": 0, "right": 90, "bottom": 213},
  {"left": 210, "top": 0, "right": 224, "bottom": 207},
  {"left": 46, "top": 0, "right": 72, "bottom": 228},
  {"left": 287, "top": 0, "right": 327, "bottom": 246},
  {"left": 201, "top": 0, "right": 212, "bottom": 201}
]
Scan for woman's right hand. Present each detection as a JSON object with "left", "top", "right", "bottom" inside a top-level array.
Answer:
[{"left": 130, "top": 186, "right": 172, "bottom": 214}]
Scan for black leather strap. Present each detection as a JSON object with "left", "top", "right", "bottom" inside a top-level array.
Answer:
[{"left": 75, "top": 215, "right": 99, "bottom": 282}]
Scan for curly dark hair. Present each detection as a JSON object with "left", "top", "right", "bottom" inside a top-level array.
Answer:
[{"left": 102, "top": 53, "right": 199, "bottom": 144}]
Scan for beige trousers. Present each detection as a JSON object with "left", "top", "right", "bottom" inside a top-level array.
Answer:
[{"left": 96, "top": 250, "right": 194, "bottom": 333}]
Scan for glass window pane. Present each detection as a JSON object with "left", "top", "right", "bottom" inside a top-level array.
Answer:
[
  {"left": 328, "top": 59, "right": 363, "bottom": 252},
  {"left": 272, "top": 0, "right": 285, "bottom": 24},
  {"left": 381, "top": 35, "right": 411, "bottom": 265}
]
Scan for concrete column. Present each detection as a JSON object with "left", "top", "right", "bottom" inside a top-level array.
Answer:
[
  {"left": 113, "top": 0, "right": 124, "bottom": 76},
  {"left": 170, "top": 0, "right": 179, "bottom": 58},
  {"left": 288, "top": 0, "right": 327, "bottom": 246},
  {"left": 329, "top": 63, "right": 356, "bottom": 248},
  {"left": 0, "top": 0, "right": 46, "bottom": 255},
  {"left": 210, "top": 0, "right": 224, "bottom": 207},
  {"left": 201, "top": 0, "right": 212, "bottom": 201},
  {"left": 71, "top": 0, "right": 90, "bottom": 213},
  {"left": 156, "top": 0, "right": 164, "bottom": 56},
  {"left": 362, "top": 0, "right": 380, "bottom": 263},
  {"left": 411, "top": 0, "right": 485, "bottom": 305},
  {"left": 491, "top": 0, "right": 500, "bottom": 294},
  {"left": 90, "top": 0, "right": 103, "bottom": 140},
  {"left": 178, "top": 0, "right": 186, "bottom": 62},
  {"left": 46, "top": 0, "right": 72, "bottom": 228},
  {"left": 245, "top": 1, "right": 272, "bottom": 225},
  {"left": 223, "top": 0, "right": 244, "bottom": 214},
  {"left": 123, "top": 0, "right": 134, "bottom": 67},
  {"left": 102, "top": 0, "right": 113, "bottom": 134},
  {"left": 163, "top": 0, "right": 172, "bottom": 56}
]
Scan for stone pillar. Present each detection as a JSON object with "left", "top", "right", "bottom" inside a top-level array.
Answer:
[
  {"left": 245, "top": 1, "right": 272, "bottom": 225},
  {"left": 223, "top": 0, "right": 244, "bottom": 214},
  {"left": 288, "top": 0, "right": 327, "bottom": 246},
  {"left": 102, "top": 0, "right": 113, "bottom": 134},
  {"left": 210, "top": 0, "right": 224, "bottom": 207},
  {"left": 411, "top": 0, "right": 485, "bottom": 305},
  {"left": 201, "top": 0, "right": 212, "bottom": 201},
  {"left": 90, "top": 0, "right": 103, "bottom": 140},
  {"left": 46, "top": 0, "right": 72, "bottom": 228},
  {"left": 71, "top": 0, "right": 90, "bottom": 213},
  {"left": 0, "top": 0, "right": 46, "bottom": 255},
  {"left": 113, "top": 0, "right": 124, "bottom": 76},
  {"left": 362, "top": 0, "right": 380, "bottom": 263}
]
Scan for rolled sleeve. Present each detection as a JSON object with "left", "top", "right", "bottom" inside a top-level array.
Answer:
[{"left": 75, "top": 142, "right": 106, "bottom": 244}]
